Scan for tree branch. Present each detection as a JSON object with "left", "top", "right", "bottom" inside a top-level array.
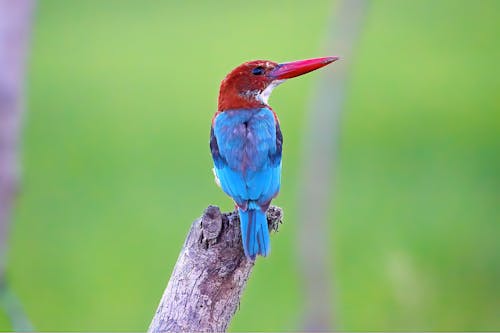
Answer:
[{"left": 148, "top": 205, "right": 283, "bottom": 333}]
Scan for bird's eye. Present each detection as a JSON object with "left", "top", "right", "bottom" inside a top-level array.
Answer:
[{"left": 252, "top": 66, "right": 265, "bottom": 75}]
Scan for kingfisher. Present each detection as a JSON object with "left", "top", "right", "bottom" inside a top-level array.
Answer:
[{"left": 210, "top": 56, "right": 338, "bottom": 260}]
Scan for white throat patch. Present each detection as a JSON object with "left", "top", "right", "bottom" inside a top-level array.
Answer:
[{"left": 258, "top": 80, "right": 285, "bottom": 104}]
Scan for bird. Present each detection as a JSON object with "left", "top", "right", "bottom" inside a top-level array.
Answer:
[{"left": 210, "top": 56, "right": 338, "bottom": 260}]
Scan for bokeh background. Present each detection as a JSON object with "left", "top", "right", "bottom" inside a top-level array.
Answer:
[{"left": 1, "top": 0, "right": 499, "bottom": 331}]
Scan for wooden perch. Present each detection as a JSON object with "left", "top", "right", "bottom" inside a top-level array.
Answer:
[{"left": 148, "top": 205, "right": 283, "bottom": 333}]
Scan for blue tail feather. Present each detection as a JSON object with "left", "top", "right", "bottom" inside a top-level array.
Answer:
[{"left": 238, "top": 206, "right": 270, "bottom": 260}]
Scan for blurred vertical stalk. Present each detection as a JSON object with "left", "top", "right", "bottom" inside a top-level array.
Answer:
[
  {"left": 297, "top": 0, "right": 367, "bottom": 330},
  {"left": 0, "top": 0, "right": 35, "bottom": 330}
]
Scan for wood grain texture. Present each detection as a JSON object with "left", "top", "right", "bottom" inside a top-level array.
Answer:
[{"left": 148, "top": 205, "right": 283, "bottom": 333}]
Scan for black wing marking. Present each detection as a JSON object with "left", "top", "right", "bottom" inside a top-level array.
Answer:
[
  {"left": 269, "top": 122, "right": 283, "bottom": 166},
  {"left": 210, "top": 126, "right": 226, "bottom": 168}
]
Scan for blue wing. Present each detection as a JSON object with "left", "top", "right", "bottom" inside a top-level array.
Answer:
[
  {"left": 210, "top": 108, "right": 282, "bottom": 208},
  {"left": 210, "top": 125, "right": 248, "bottom": 206}
]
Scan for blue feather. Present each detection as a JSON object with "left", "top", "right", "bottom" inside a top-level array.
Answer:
[
  {"left": 214, "top": 166, "right": 247, "bottom": 206},
  {"left": 210, "top": 107, "right": 282, "bottom": 259},
  {"left": 238, "top": 207, "right": 270, "bottom": 260}
]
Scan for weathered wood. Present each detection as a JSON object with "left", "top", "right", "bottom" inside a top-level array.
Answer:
[{"left": 148, "top": 205, "right": 283, "bottom": 333}]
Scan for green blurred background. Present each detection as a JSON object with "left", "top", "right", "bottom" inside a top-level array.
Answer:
[{"left": 2, "top": 0, "right": 499, "bottom": 330}]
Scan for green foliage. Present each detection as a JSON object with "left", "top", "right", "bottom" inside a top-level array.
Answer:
[{"left": 4, "top": 0, "right": 499, "bottom": 330}]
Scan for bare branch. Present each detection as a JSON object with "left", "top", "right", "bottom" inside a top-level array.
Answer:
[{"left": 148, "top": 205, "right": 283, "bottom": 333}]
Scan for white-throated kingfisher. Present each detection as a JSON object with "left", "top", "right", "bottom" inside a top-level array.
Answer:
[{"left": 210, "top": 56, "right": 338, "bottom": 260}]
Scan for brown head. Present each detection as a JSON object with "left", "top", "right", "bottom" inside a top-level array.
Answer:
[{"left": 217, "top": 56, "right": 339, "bottom": 111}]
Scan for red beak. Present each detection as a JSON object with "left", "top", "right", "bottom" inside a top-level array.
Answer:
[{"left": 269, "top": 56, "right": 339, "bottom": 80}]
